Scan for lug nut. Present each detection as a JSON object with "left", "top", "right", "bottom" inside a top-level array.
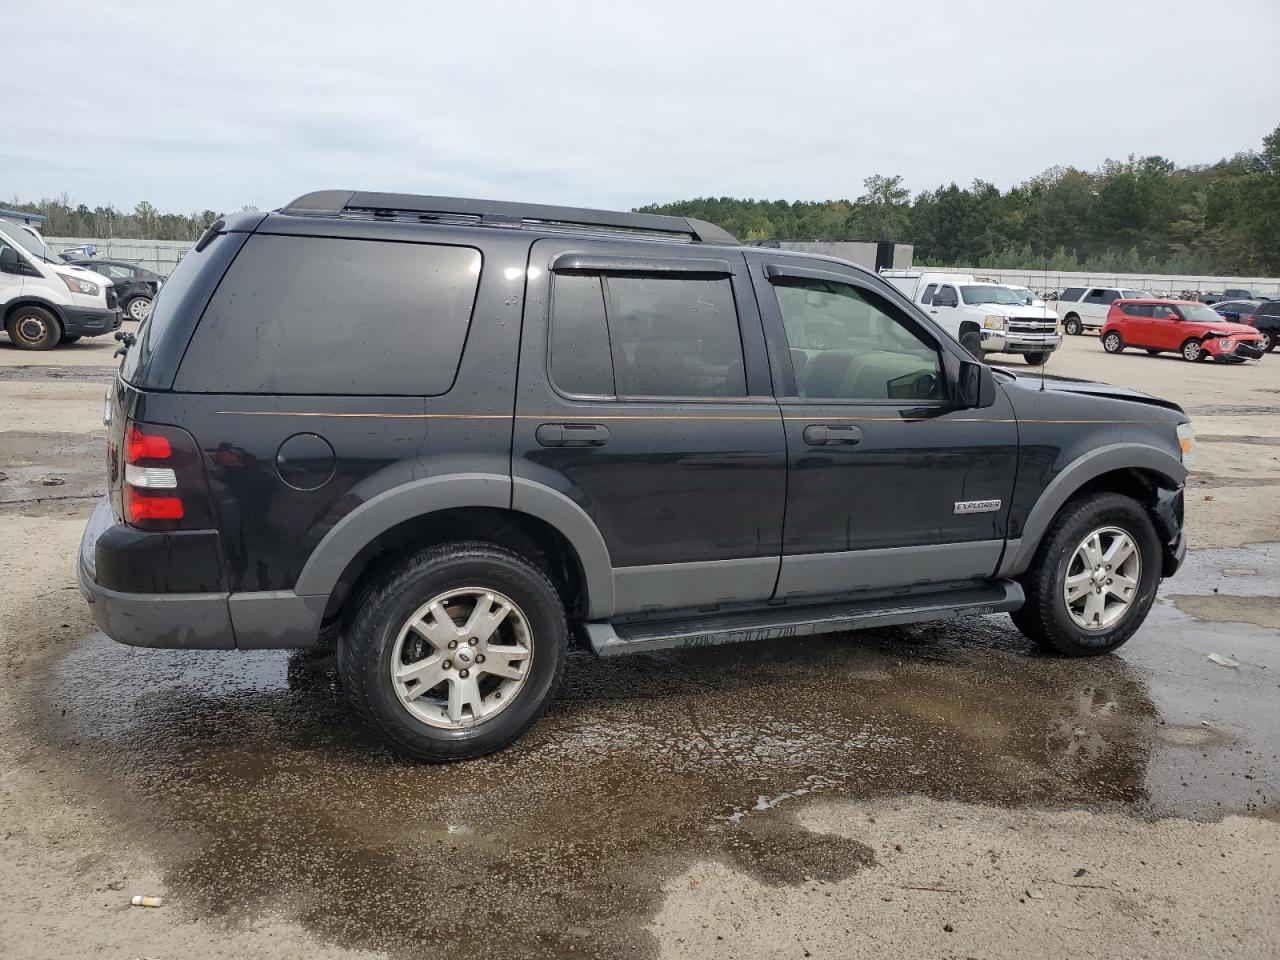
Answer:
[
  {"left": 459, "top": 669, "right": 470, "bottom": 678},
  {"left": 448, "top": 639, "right": 458, "bottom": 649},
  {"left": 476, "top": 654, "right": 486, "bottom": 663},
  {"left": 469, "top": 638, "right": 478, "bottom": 646},
  {"left": 443, "top": 660, "right": 452, "bottom": 670}
]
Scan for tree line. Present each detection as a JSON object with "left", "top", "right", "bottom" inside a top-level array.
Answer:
[
  {"left": 639, "top": 125, "right": 1280, "bottom": 276},
  {"left": 7, "top": 125, "right": 1277, "bottom": 274}
]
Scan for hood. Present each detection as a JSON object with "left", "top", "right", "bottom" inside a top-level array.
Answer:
[
  {"left": 992, "top": 367, "right": 1185, "bottom": 414},
  {"left": 976, "top": 303, "right": 1057, "bottom": 319},
  {"left": 1202, "top": 320, "right": 1261, "bottom": 337}
]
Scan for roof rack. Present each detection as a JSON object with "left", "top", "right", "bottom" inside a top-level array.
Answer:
[{"left": 280, "top": 190, "right": 738, "bottom": 245}]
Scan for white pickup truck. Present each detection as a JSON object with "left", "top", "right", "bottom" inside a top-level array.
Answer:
[
  {"left": 881, "top": 271, "right": 1062, "bottom": 364},
  {"left": 1054, "top": 286, "right": 1151, "bottom": 335}
]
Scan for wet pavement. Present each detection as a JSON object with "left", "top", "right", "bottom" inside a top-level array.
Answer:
[{"left": 27, "top": 545, "right": 1280, "bottom": 959}]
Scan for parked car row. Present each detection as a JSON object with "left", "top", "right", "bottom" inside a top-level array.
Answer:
[{"left": 63, "top": 257, "right": 163, "bottom": 322}]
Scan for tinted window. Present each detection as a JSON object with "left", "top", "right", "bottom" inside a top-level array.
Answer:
[
  {"left": 1061, "top": 287, "right": 1085, "bottom": 301},
  {"left": 175, "top": 235, "right": 480, "bottom": 395},
  {"left": 1085, "top": 288, "right": 1118, "bottom": 304},
  {"left": 1257, "top": 301, "right": 1280, "bottom": 317},
  {"left": 549, "top": 274, "right": 613, "bottom": 396},
  {"left": 606, "top": 275, "right": 745, "bottom": 398},
  {"left": 773, "top": 278, "right": 945, "bottom": 402},
  {"left": 920, "top": 283, "right": 937, "bottom": 305},
  {"left": 933, "top": 285, "right": 959, "bottom": 306},
  {"left": 1123, "top": 303, "right": 1151, "bottom": 317}
]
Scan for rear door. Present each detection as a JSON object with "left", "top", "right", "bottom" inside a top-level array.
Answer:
[
  {"left": 1081, "top": 288, "right": 1119, "bottom": 327},
  {"left": 747, "top": 253, "right": 1019, "bottom": 601},
  {"left": 513, "top": 240, "right": 786, "bottom": 617},
  {"left": 1119, "top": 302, "right": 1152, "bottom": 343}
]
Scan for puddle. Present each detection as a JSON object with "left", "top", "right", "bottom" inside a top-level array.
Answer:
[{"left": 26, "top": 574, "right": 1280, "bottom": 959}]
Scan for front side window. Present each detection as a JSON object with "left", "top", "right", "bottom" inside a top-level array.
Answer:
[
  {"left": 933, "top": 284, "right": 959, "bottom": 307},
  {"left": 1176, "top": 303, "right": 1227, "bottom": 324},
  {"left": 1061, "top": 287, "right": 1085, "bottom": 301},
  {"left": 175, "top": 235, "right": 481, "bottom": 395},
  {"left": 772, "top": 278, "right": 945, "bottom": 402},
  {"left": 548, "top": 272, "right": 746, "bottom": 399}
]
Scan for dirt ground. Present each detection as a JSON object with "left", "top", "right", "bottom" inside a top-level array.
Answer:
[{"left": 1, "top": 328, "right": 1277, "bottom": 959}]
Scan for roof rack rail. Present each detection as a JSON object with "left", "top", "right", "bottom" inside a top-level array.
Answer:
[{"left": 280, "top": 190, "right": 738, "bottom": 245}]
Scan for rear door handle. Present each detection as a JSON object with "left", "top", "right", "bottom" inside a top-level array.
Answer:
[
  {"left": 536, "top": 422, "right": 610, "bottom": 447},
  {"left": 802, "top": 424, "right": 862, "bottom": 446}
]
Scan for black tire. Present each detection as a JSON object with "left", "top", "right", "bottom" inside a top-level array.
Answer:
[
  {"left": 959, "top": 330, "right": 982, "bottom": 359},
  {"left": 124, "top": 296, "right": 152, "bottom": 322},
  {"left": 338, "top": 541, "right": 567, "bottom": 761},
  {"left": 1180, "top": 338, "right": 1205, "bottom": 362},
  {"left": 59, "top": 334, "right": 82, "bottom": 344},
  {"left": 1010, "top": 492, "right": 1161, "bottom": 657},
  {"left": 1259, "top": 331, "right": 1275, "bottom": 352},
  {"left": 5, "top": 305, "right": 62, "bottom": 350},
  {"left": 1146, "top": 349, "right": 1160, "bottom": 356},
  {"left": 1102, "top": 331, "right": 1124, "bottom": 353},
  {"left": 1063, "top": 315, "right": 1082, "bottom": 336},
  {"left": 1023, "top": 352, "right": 1048, "bottom": 366}
]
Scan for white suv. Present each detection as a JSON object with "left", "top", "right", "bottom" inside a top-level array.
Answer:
[
  {"left": 1056, "top": 286, "right": 1150, "bottom": 335},
  {"left": 0, "top": 222, "right": 122, "bottom": 349}
]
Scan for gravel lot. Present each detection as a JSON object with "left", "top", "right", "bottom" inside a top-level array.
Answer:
[{"left": 1, "top": 327, "right": 1277, "bottom": 959}]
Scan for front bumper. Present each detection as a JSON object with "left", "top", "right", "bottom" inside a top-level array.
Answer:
[
  {"left": 62, "top": 306, "right": 123, "bottom": 337},
  {"left": 998, "top": 333, "right": 1063, "bottom": 355},
  {"left": 1231, "top": 341, "right": 1264, "bottom": 360},
  {"left": 78, "top": 498, "right": 326, "bottom": 650}
]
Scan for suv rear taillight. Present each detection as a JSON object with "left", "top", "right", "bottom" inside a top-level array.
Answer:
[{"left": 122, "top": 421, "right": 212, "bottom": 530}]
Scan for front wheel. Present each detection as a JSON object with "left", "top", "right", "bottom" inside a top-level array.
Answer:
[
  {"left": 1181, "top": 338, "right": 1205, "bottom": 362},
  {"left": 5, "top": 305, "right": 62, "bottom": 350},
  {"left": 1063, "top": 316, "right": 1082, "bottom": 336},
  {"left": 1102, "top": 332, "right": 1124, "bottom": 353},
  {"left": 959, "top": 330, "right": 983, "bottom": 359},
  {"left": 1260, "top": 331, "right": 1275, "bottom": 352},
  {"left": 338, "top": 541, "right": 568, "bottom": 761},
  {"left": 1010, "top": 493, "right": 1161, "bottom": 656},
  {"left": 1023, "top": 352, "right": 1048, "bottom": 366},
  {"left": 125, "top": 296, "right": 152, "bottom": 321}
]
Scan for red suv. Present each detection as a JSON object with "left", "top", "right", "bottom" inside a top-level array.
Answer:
[{"left": 1101, "top": 299, "right": 1266, "bottom": 363}]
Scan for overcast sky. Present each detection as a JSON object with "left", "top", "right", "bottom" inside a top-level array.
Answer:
[{"left": 4, "top": 0, "right": 1276, "bottom": 215}]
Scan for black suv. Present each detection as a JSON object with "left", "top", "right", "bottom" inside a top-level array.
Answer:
[{"left": 79, "top": 191, "right": 1191, "bottom": 761}]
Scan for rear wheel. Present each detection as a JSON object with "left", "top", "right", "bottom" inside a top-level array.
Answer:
[
  {"left": 1023, "top": 352, "right": 1048, "bottom": 366},
  {"left": 1102, "top": 331, "right": 1124, "bottom": 353},
  {"left": 1063, "top": 315, "right": 1082, "bottom": 336},
  {"left": 959, "top": 330, "right": 982, "bottom": 359},
  {"left": 338, "top": 541, "right": 568, "bottom": 761},
  {"left": 5, "top": 306, "right": 62, "bottom": 350},
  {"left": 125, "top": 296, "right": 152, "bottom": 321},
  {"left": 1010, "top": 493, "right": 1160, "bottom": 656},
  {"left": 1259, "top": 330, "right": 1275, "bottom": 352},
  {"left": 1180, "top": 338, "right": 1205, "bottom": 362}
]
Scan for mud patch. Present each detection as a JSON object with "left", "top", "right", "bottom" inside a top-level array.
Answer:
[
  {"left": 0, "top": 364, "right": 118, "bottom": 382},
  {"left": 0, "top": 431, "right": 105, "bottom": 507},
  {"left": 1196, "top": 434, "right": 1280, "bottom": 446},
  {"left": 721, "top": 816, "right": 876, "bottom": 885},
  {"left": 1168, "top": 594, "right": 1280, "bottom": 630}
]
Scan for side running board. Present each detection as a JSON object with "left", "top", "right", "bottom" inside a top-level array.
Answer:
[{"left": 583, "top": 581, "right": 1023, "bottom": 657}]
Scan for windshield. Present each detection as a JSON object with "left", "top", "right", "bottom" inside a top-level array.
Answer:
[
  {"left": 1179, "top": 304, "right": 1229, "bottom": 323},
  {"left": 960, "top": 285, "right": 1023, "bottom": 306},
  {"left": 2, "top": 223, "right": 59, "bottom": 263}
]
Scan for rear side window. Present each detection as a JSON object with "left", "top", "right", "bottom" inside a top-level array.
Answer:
[
  {"left": 1258, "top": 301, "right": 1280, "bottom": 317},
  {"left": 1061, "top": 287, "right": 1085, "bottom": 301},
  {"left": 175, "top": 236, "right": 481, "bottom": 395},
  {"left": 548, "top": 272, "right": 746, "bottom": 399},
  {"left": 1123, "top": 303, "right": 1151, "bottom": 317}
]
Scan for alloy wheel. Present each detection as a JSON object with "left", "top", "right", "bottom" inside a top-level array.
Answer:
[
  {"left": 390, "top": 587, "right": 534, "bottom": 729},
  {"left": 1062, "top": 526, "right": 1141, "bottom": 631},
  {"left": 128, "top": 297, "right": 152, "bottom": 321}
]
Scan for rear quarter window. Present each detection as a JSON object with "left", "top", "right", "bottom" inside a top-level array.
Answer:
[
  {"left": 173, "top": 235, "right": 481, "bottom": 395},
  {"left": 1060, "top": 287, "right": 1085, "bottom": 301}
]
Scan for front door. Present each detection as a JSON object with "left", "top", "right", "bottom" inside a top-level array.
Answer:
[
  {"left": 747, "top": 254, "right": 1020, "bottom": 601},
  {"left": 1147, "top": 302, "right": 1182, "bottom": 349},
  {"left": 513, "top": 240, "right": 787, "bottom": 618}
]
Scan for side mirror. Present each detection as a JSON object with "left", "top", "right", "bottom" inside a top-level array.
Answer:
[{"left": 957, "top": 359, "right": 996, "bottom": 409}]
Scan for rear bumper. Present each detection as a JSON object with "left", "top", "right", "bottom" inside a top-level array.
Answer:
[
  {"left": 78, "top": 498, "right": 325, "bottom": 649},
  {"left": 62, "top": 306, "right": 123, "bottom": 337}
]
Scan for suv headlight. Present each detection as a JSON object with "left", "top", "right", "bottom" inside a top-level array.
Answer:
[
  {"left": 982, "top": 314, "right": 1006, "bottom": 330},
  {"left": 60, "top": 274, "right": 100, "bottom": 296},
  {"left": 1177, "top": 423, "right": 1197, "bottom": 468}
]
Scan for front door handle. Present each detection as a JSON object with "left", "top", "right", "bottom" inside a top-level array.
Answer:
[
  {"left": 536, "top": 422, "right": 610, "bottom": 447},
  {"left": 802, "top": 424, "right": 862, "bottom": 446}
]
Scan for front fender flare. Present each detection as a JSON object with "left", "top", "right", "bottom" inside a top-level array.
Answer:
[{"left": 1001, "top": 443, "right": 1186, "bottom": 577}]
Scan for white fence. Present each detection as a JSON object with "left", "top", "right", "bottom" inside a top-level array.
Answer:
[
  {"left": 907, "top": 267, "right": 1280, "bottom": 298},
  {"left": 46, "top": 237, "right": 192, "bottom": 276}
]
